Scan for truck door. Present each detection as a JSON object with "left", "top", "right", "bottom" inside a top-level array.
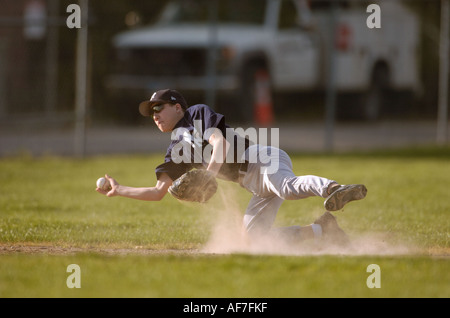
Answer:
[{"left": 273, "top": 0, "right": 319, "bottom": 90}]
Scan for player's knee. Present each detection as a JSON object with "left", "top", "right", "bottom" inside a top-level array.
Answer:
[
  {"left": 245, "top": 219, "right": 272, "bottom": 238},
  {"left": 277, "top": 188, "right": 300, "bottom": 200},
  {"left": 278, "top": 179, "right": 311, "bottom": 200},
  {"left": 275, "top": 178, "right": 301, "bottom": 200}
]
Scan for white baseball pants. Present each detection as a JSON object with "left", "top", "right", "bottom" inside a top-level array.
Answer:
[{"left": 240, "top": 145, "right": 336, "bottom": 236}]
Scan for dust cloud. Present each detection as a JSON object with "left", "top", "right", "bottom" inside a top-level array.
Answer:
[{"left": 201, "top": 187, "right": 416, "bottom": 256}]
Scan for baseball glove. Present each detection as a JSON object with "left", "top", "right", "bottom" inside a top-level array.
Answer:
[{"left": 168, "top": 169, "right": 218, "bottom": 203}]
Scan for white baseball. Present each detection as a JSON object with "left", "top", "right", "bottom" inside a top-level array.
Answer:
[{"left": 96, "top": 177, "right": 111, "bottom": 191}]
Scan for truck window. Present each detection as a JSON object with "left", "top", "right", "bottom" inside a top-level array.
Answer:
[
  {"left": 279, "top": 0, "right": 298, "bottom": 29},
  {"left": 165, "top": 0, "right": 267, "bottom": 25},
  {"left": 309, "top": 0, "right": 350, "bottom": 10}
]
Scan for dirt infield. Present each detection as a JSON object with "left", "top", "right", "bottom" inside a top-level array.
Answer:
[
  {"left": 0, "top": 243, "right": 201, "bottom": 256},
  {"left": 1, "top": 242, "right": 448, "bottom": 258}
]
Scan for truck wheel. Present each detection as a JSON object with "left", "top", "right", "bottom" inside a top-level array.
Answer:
[{"left": 363, "top": 66, "right": 389, "bottom": 121}]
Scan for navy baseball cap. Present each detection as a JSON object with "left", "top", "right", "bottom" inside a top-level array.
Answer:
[{"left": 139, "top": 89, "right": 188, "bottom": 117}]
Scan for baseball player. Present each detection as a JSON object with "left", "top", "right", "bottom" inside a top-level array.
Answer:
[{"left": 96, "top": 89, "right": 367, "bottom": 246}]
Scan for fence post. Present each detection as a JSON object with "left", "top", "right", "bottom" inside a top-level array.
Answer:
[
  {"left": 74, "top": 0, "right": 89, "bottom": 157},
  {"left": 437, "top": 0, "right": 449, "bottom": 145},
  {"left": 324, "top": 2, "right": 338, "bottom": 152},
  {"left": 0, "top": 40, "right": 7, "bottom": 119},
  {"left": 44, "top": 0, "right": 59, "bottom": 115}
]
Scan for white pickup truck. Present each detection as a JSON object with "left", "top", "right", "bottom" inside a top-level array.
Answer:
[{"left": 106, "top": 0, "right": 421, "bottom": 122}]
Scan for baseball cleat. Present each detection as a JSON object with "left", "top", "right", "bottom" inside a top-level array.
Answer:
[
  {"left": 324, "top": 184, "right": 367, "bottom": 211},
  {"left": 313, "top": 211, "right": 350, "bottom": 247}
]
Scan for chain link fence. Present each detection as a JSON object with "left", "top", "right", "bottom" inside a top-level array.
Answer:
[{"left": 0, "top": 0, "right": 447, "bottom": 128}]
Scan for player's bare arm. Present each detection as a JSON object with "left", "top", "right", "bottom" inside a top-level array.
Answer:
[
  {"left": 97, "top": 173, "right": 172, "bottom": 201},
  {"left": 207, "top": 131, "right": 230, "bottom": 177}
]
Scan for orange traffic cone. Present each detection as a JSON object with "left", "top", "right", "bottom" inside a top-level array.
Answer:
[{"left": 253, "top": 70, "right": 274, "bottom": 127}]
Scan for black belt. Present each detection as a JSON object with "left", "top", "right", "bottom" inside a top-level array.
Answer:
[
  {"left": 239, "top": 160, "right": 249, "bottom": 173},
  {"left": 238, "top": 160, "right": 249, "bottom": 187}
]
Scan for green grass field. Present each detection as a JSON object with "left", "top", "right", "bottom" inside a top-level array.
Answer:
[{"left": 0, "top": 147, "right": 449, "bottom": 298}]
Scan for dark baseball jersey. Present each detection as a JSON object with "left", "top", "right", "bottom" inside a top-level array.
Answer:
[{"left": 155, "top": 104, "right": 250, "bottom": 182}]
